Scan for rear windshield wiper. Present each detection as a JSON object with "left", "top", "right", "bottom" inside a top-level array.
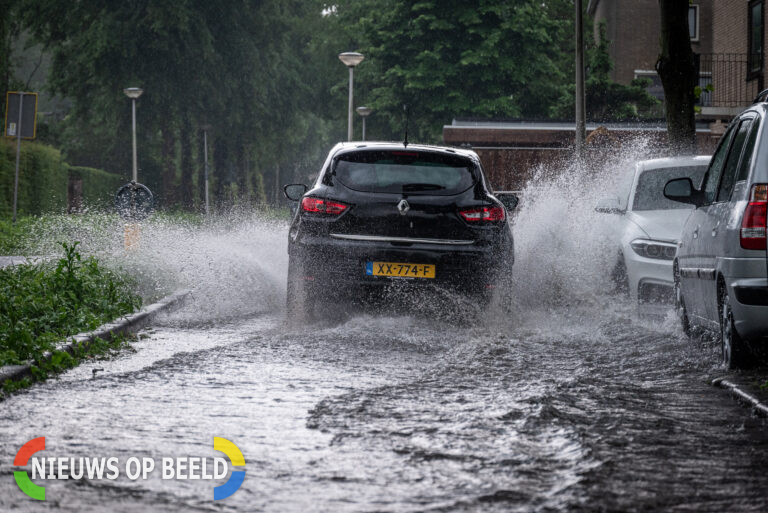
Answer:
[{"left": 402, "top": 183, "right": 446, "bottom": 191}]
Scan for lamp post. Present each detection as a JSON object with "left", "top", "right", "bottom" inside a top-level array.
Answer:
[
  {"left": 356, "top": 106, "right": 372, "bottom": 141},
  {"left": 338, "top": 52, "right": 364, "bottom": 141},
  {"left": 201, "top": 124, "right": 212, "bottom": 215},
  {"left": 574, "top": 0, "right": 586, "bottom": 158},
  {"left": 123, "top": 87, "right": 143, "bottom": 182}
]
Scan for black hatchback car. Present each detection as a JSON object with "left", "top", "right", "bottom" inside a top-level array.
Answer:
[{"left": 283, "top": 142, "right": 516, "bottom": 319}]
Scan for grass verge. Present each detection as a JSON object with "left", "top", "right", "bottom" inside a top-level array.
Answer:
[
  {"left": 1, "top": 334, "right": 137, "bottom": 396},
  {"left": 0, "top": 241, "right": 141, "bottom": 367}
]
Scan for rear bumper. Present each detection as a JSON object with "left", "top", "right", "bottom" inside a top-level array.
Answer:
[
  {"left": 290, "top": 234, "right": 511, "bottom": 293},
  {"left": 725, "top": 277, "right": 768, "bottom": 342}
]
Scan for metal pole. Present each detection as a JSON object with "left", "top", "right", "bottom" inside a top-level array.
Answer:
[
  {"left": 274, "top": 164, "right": 280, "bottom": 206},
  {"left": 12, "top": 92, "right": 24, "bottom": 224},
  {"left": 347, "top": 66, "right": 354, "bottom": 141},
  {"left": 131, "top": 98, "right": 138, "bottom": 182},
  {"left": 575, "top": 0, "right": 586, "bottom": 157},
  {"left": 362, "top": 116, "right": 366, "bottom": 141},
  {"left": 203, "top": 129, "right": 210, "bottom": 215}
]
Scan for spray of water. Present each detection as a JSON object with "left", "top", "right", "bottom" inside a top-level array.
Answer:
[
  {"left": 510, "top": 138, "right": 664, "bottom": 310},
  {"left": 14, "top": 137, "right": 673, "bottom": 326},
  {"left": 19, "top": 210, "right": 289, "bottom": 322}
]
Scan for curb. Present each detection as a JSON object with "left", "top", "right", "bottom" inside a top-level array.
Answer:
[
  {"left": 0, "top": 256, "right": 45, "bottom": 269},
  {"left": 0, "top": 289, "right": 191, "bottom": 385},
  {"left": 712, "top": 377, "right": 768, "bottom": 418}
]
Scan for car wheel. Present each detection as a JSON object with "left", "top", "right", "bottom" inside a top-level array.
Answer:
[
  {"left": 610, "top": 253, "right": 629, "bottom": 297},
  {"left": 494, "top": 263, "right": 514, "bottom": 313},
  {"left": 719, "top": 287, "right": 750, "bottom": 369},
  {"left": 673, "top": 261, "right": 692, "bottom": 337},
  {"left": 286, "top": 259, "right": 316, "bottom": 323}
]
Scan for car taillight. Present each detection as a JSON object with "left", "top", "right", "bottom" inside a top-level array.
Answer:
[
  {"left": 301, "top": 197, "right": 348, "bottom": 215},
  {"left": 459, "top": 206, "right": 505, "bottom": 222},
  {"left": 740, "top": 184, "right": 767, "bottom": 250}
]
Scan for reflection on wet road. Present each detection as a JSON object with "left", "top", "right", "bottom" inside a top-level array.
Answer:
[{"left": 2, "top": 300, "right": 767, "bottom": 512}]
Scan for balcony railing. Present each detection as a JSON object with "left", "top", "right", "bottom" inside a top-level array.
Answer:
[{"left": 696, "top": 53, "right": 762, "bottom": 109}]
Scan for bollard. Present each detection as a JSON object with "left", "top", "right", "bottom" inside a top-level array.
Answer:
[{"left": 124, "top": 223, "right": 141, "bottom": 250}]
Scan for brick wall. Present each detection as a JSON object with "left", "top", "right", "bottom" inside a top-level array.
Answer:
[
  {"left": 714, "top": 0, "right": 747, "bottom": 55},
  {"left": 712, "top": 0, "right": 763, "bottom": 106},
  {"left": 591, "top": 0, "right": 712, "bottom": 85},
  {"left": 443, "top": 125, "right": 717, "bottom": 191}
]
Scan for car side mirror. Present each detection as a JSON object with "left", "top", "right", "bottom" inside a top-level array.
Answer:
[
  {"left": 495, "top": 192, "right": 519, "bottom": 212},
  {"left": 283, "top": 184, "right": 307, "bottom": 201},
  {"left": 664, "top": 178, "right": 705, "bottom": 207},
  {"left": 595, "top": 197, "right": 624, "bottom": 214}
]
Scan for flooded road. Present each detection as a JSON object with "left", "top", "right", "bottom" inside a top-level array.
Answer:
[
  {"left": 2, "top": 299, "right": 767, "bottom": 512},
  {"left": 2, "top": 157, "right": 767, "bottom": 512}
]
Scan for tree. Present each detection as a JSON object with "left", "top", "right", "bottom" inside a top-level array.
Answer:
[
  {"left": 550, "top": 22, "right": 659, "bottom": 120},
  {"left": 16, "top": 0, "right": 331, "bottom": 209},
  {"left": 0, "top": 0, "right": 22, "bottom": 122},
  {"left": 656, "top": 0, "right": 697, "bottom": 154},
  {"left": 324, "top": 0, "right": 571, "bottom": 142}
]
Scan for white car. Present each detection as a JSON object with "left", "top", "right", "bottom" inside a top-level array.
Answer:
[{"left": 596, "top": 156, "right": 711, "bottom": 308}]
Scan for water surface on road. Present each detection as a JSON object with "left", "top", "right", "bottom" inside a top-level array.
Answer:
[
  {"left": 2, "top": 301, "right": 767, "bottom": 512},
  {"left": 3, "top": 154, "right": 767, "bottom": 511}
]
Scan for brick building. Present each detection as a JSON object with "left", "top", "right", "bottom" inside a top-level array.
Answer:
[
  {"left": 441, "top": 3, "right": 759, "bottom": 191},
  {"left": 710, "top": 0, "right": 765, "bottom": 116},
  {"left": 587, "top": 0, "right": 712, "bottom": 92},
  {"left": 589, "top": 0, "right": 764, "bottom": 118}
]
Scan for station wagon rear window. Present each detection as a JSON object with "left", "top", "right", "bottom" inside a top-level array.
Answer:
[{"left": 333, "top": 150, "right": 476, "bottom": 195}]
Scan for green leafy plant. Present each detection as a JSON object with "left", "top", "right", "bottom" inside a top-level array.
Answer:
[
  {"left": 0, "top": 242, "right": 141, "bottom": 367},
  {"left": 693, "top": 83, "right": 714, "bottom": 114}
]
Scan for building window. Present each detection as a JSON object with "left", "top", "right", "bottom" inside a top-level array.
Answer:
[
  {"left": 749, "top": 0, "right": 764, "bottom": 76},
  {"left": 688, "top": 5, "right": 699, "bottom": 42}
]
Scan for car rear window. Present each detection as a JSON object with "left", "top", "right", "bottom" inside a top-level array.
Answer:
[{"left": 332, "top": 150, "right": 476, "bottom": 195}]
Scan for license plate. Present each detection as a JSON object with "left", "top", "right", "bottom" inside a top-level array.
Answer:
[{"left": 365, "top": 261, "right": 436, "bottom": 279}]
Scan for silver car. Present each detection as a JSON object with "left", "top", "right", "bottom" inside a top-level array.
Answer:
[{"left": 664, "top": 103, "right": 768, "bottom": 369}]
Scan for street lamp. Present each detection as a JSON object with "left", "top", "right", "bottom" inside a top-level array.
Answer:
[
  {"left": 200, "top": 124, "right": 212, "bottom": 215},
  {"left": 338, "top": 52, "right": 364, "bottom": 141},
  {"left": 123, "top": 87, "right": 143, "bottom": 182},
  {"left": 574, "top": 0, "right": 586, "bottom": 158},
  {"left": 356, "top": 106, "right": 372, "bottom": 141}
]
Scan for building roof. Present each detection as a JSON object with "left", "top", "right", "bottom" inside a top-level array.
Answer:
[{"left": 445, "top": 119, "right": 712, "bottom": 132}]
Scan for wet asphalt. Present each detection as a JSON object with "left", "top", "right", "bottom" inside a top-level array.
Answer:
[{"left": 1, "top": 296, "right": 767, "bottom": 512}]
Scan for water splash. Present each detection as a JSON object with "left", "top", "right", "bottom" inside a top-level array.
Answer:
[
  {"left": 14, "top": 137, "right": 669, "bottom": 324},
  {"left": 510, "top": 139, "right": 663, "bottom": 310},
  {"left": 19, "top": 211, "right": 289, "bottom": 321}
]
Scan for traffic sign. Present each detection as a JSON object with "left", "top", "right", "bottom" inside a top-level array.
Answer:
[
  {"left": 115, "top": 182, "right": 154, "bottom": 221},
  {"left": 4, "top": 92, "right": 37, "bottom": 139}
]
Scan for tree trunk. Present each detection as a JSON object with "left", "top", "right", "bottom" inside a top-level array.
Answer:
[
  {"left": 656, "top": 0, "right": 697, "bottom": 154},
  {"left": 179, "top": 114, "right": 194, "bottom": 210},
  {"left": 160, "top": 120, "right": 177, "bottom": 207},
  {"left": 213, "top": 137, "right": 227, "bottom": 206}
]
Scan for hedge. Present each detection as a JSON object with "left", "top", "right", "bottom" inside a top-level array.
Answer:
[
  {"left": 0, "top": 139, "right": 124, "bottom": 217},
  {"left": 0, "top": 139, "right": 67, "bottom": 217},
  {"left": 68, "top": 165, "right": 125, "bottom": 210}
]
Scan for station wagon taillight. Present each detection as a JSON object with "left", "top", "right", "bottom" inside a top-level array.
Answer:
[
  {"left": 301, "top": 197, "right": 348, "bottom": 215},
  {"left": 740, "top": 184, "right": 767, "bottom": 250},
  {"left": 459, "top": 206, "right": 505, "bottom": 222}
]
